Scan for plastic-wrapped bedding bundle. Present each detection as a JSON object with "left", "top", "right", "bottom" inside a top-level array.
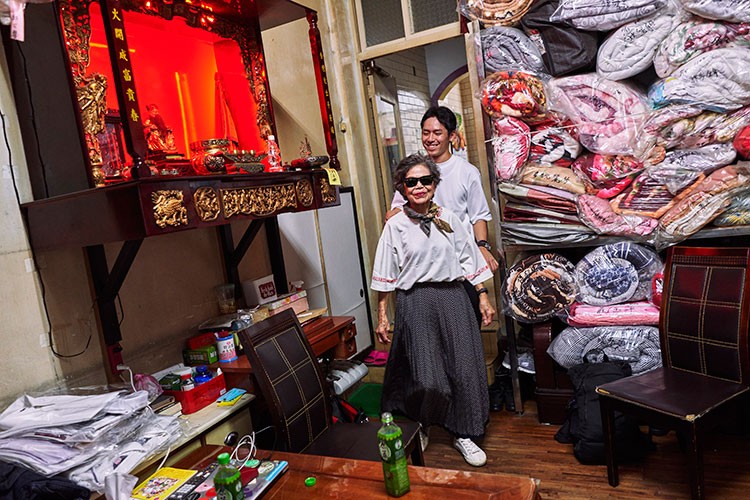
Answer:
[
  {"left": 520, "top": 0, "right": 599, "bottom": 77},
  {"left": 519, "top": 164, "right": 588, "bottom": 195},
  {"left": 481, "top": 26, "right": 548, "bottom": 75},
  {"left": 654, "top": 19, "right": 750, "bottom": 78},
  {"left": 549, "top": 74, "right": 648, "bottom": 156},
  {"left": 735, "top": 124, "right": 750, "bottom": 159},
  {"left": 575, "top": 242, "right": 662, "bottom": 305},
  {"left": 647, "top": 143, "right": 737, "bottom": 194},
  {"left": 577, "top": 194, "right": 658, "bottom": 238},
  {"left": 655, "top": 163, "right": 750, "bottom": 248},
  {"left": 498, "top": 182, "right": 580, "bottom": 213},
  {"left": 713, "top": 191, "right": 750, "bottom": 226},
  {"left": 571, "top": 153, "right": 644, "bottom": 199},
  {"left": 547, "top": 325, "right": 662, "bottom": 374},
  {"left": 460, "top": 0, "right": 535, "bottom": 26},
  {"left": 597, "top": 1, "right": 689, "bottom": 81},
  {"left": 611, "top": 170, "right": 703, "bottom": 218},
  {"left": 528, "top": 121, "right": 581, "bottom": 167},
  {"left": 550, "top": 0, "right": 667, "bottom": 31},
  {"left": 677, "top": 0, "right": 750, "bottom": 23},
  {"left": 640, "top": 104, "right": 750, "bottom": 150},
  {"left": 480, "top": 70, "right": 550, "bottom": 123},
  {"left": 491, "top": 116, "right": 530, "bottom": 180},
  {"left": 504, "top": 253, "right": 578, "bottom": 322},
  {"left": 565, "top": 301, "right": 660, "bottom": 327},
  {"left": 648, "top": 47, "right": 750, "bottom": 112}
]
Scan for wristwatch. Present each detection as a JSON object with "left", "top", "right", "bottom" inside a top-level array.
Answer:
[{"left": 476, "top": 239, "right": 492, "bottom": 251}]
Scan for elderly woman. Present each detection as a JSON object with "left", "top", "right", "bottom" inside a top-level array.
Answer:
[{"left": 372, "top": 153, "right": 495, "bottom": 467}]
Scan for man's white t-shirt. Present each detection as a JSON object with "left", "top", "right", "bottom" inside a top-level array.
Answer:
[{"left": 391, "top": 154, "right": 491, "bottom": 228}]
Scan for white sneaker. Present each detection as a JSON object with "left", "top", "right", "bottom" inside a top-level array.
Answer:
[
  {"left": 501, "top": 351, "right": 536, "bottom": 374},
  {"left": 453, "top": 438, "right": 487, "bottom": 467},
  {"left": 419, "top": 428, "right": 429, "bottom": 452}
]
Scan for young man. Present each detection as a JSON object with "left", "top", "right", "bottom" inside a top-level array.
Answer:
[{"left": 388, "top": 106, "right": 498, "bottom": 321}]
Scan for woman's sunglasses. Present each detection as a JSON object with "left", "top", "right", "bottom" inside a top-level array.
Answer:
[{"left": 404, "top": 175, "right": 435, "bottom": 188}]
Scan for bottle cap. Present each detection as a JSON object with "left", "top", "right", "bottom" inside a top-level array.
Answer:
[
  {"left": 246, "top": 458, "right": 260, "bottom": 468},
  {"left": 217, "top": 452, "right": 230, "bottom": 465},
  {"left": 305, "top": 476, "right": 316, "bottom": 487},
  {"left": 381, "top": 412, "right": 393, "bottom": 424}
]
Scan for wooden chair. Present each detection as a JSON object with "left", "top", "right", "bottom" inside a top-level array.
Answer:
[
  {"left": 596, "top": 246, "right": 750, "bottom": 500},
  {"left": 237, "top": 309, "right": 424, "bottom": 465}
]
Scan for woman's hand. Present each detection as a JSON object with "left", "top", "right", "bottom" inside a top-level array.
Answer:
[
  {"left": 478, "top": 292, "right": 496, "bottom": 326},
  {"left": 376, "top": 317, "right": 392, "bottom": 344},
  {"left": 376, "top": 291, "right": 392, "bottom": 344}
]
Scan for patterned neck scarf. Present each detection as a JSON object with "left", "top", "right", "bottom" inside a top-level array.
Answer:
[{"left": 403, "top": 202, "right": 453, "bottom": 236}]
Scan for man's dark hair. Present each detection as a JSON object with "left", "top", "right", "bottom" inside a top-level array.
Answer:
[{"left": 420, "top": 106, "right": 457, "bottom": 135}]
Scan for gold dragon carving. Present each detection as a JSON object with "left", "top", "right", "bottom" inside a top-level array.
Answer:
[
  {"left": 296, "top": 179, "right": 314, "bottom": 207},
  {"left": 319, "top": 177, "right": 337, "bottom": 204},
  {"left": 194, "top": 187, "right": 221, "bottom": 222},
  {"left": 221, "top": 184, "right": 297, "bottom": 218},
  {"left": 151, "top": 190, "right": 188, "bottom": 228}
]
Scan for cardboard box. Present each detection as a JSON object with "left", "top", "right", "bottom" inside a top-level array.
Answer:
[
  {"left": 163, "top": 372, "right": 227, "bottom": 414},
  {"left": 183, "top": 345, "right": 218, "bottom": 365}
]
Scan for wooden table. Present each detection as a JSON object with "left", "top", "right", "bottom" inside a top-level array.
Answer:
[
  {"left": 221, "top": 316, "right": 355, "bottom": 392},
  {"left": 173, "top": 445, "right": 540, "bottom": 499}
]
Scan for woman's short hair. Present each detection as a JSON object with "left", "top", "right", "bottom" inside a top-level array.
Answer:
[{"left": 393, "top": 153, "right": 441, "bottom": 197}]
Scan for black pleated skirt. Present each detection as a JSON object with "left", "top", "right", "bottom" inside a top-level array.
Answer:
[{"left": 380, "top": 281, "right": 489, "bottom": 439}]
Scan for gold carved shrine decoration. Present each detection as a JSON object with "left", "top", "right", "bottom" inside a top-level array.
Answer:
[
  {"left": 221, "top": 184, "right": 297, "bottom": 218},
  {"left": 151, "top": 190, "right": 188, "bottom": 228},
  {"left": 296, "top": 179, "right": 314, "bottom": 207},
  {"left": 319, "top": 178, "right": 337, "bottom": 204},
  {"left": 61, "top": 0, "right": 108, "bottom": 187},
  {"left": 194, "top": 187, "right": 221, "bottom": 222}
]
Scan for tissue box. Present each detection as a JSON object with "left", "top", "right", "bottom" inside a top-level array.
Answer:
[
  {"left": 266, "top": 290, "right": 309, "bottom": 316},
  {"left": 242, "top": 275, "right": 277, "bottom": 305}
]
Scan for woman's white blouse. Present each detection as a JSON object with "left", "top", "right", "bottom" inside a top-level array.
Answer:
[{"left": 371, "top": 206, "right": 492, "bottom": 292}]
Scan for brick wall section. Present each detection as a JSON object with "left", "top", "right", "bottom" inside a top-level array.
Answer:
[{"left": 377, "top": 48, "right": 431, "bottom": 155}]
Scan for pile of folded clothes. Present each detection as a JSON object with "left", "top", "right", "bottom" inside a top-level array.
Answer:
[{"left": 0, "top": 389, "right": 182, "bottom": 495}]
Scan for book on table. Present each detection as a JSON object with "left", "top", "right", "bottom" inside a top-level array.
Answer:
[{"left": 131, "top": 467, "right": 196, "bottom": 500}]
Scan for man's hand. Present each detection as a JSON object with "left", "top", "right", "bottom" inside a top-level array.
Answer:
[
  {"left": 385, "top": 207, "right": 402, "bottom": 222},
  {"left": 480, "top": 246, "right": 499, "bottom": 273}
]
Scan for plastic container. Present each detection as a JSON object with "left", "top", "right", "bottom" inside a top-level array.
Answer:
[
  {"left": 194, "top": 365, "right": 212, "bottom": 385},
  {"left": 163, "top": 372, "right": 227, "bottom": 414},
  {"left": 177, "top": 367, "right": 195, "bottom": 391},
  {"left": 217, "top": 332, "right": 238, "bottom": 363},
  {"left": 214, "top": 452, "right": 245, "bottom": 499},
  {"left": 377, "top": 412, "right": 410, "bottom": 497},
  {"left": 264, "top": 135, "right": 284, "bottom": 173}
]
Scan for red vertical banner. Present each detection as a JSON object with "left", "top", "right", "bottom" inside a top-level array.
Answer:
[
  {"left": 99, "top": 0, "right": 150, "bottom": 178},
  {"left": 306, "top": 10, "right": 339, "bottom": 170}
]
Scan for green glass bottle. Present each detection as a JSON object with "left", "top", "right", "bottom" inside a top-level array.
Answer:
[
  {"left": 213, "top": 452, "right": 245, "bottom": 500},
  {"left": 377, "top": 412, "right": 410, "bottom": 497}
]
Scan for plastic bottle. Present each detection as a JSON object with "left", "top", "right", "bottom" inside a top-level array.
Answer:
[
  {"left": 194, "top": 365, "right": 212, "bottom": 385},
  {"left": 213, "top": 452, "right": 245, "bottom": 499},
  {"left": 264, "top": 135, "right": 283, "bottom": 172},
  {"left": 377, "top": 412, "right": 410, "bottom": 497}
]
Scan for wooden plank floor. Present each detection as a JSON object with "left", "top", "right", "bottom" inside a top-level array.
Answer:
[{"left": 420, "top": 401, "right": 750, "bottom": 499}]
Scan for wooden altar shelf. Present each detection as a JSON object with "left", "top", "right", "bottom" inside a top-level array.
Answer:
[{"left": 22, "top": 170, "right": 338, "bottom": 252}]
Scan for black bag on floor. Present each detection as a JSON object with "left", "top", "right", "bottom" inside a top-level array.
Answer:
[{"left": 555, "top": 358, "right": 651, "bottom": 464}]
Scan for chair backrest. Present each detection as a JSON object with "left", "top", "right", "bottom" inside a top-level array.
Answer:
[
  {"left": 660, "top": 246, "right": 750, "bottom": 384},
  {"left": 237, "top": 309, "right": 332, "bottom": 452}
]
